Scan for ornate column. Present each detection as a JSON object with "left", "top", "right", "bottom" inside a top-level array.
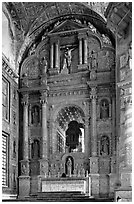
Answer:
[
  {"left": 39, "top": 89, "right": 49, "bottom": 176},
  {"left": 19, "top": 93, "right": 30, "bottom": 197},
  {"left": 29, "top": 104, "right": 31, "bottom": 125},
  {"left": 40, "top": 90, "right": 48, "bottom": 159},
  {"left": 84, "top": 38, "right": 88, "bottom": 64},
  {"left": 111, "top": 94, "right": 116, "bottom": 155},
  {"left": 50, "top": 43, "right": 54, "bottom": 69},
  {"left": 55, "top": 41, "right": 59, "bottom": 68},
  {"left": 90, "top": 86, "right": 97, "bottom": 157},
  {"left": 79, "top": 38, "right": 82, "bottom": 65},
  {"left": 22, "top": 93, "right": 29, "bottom": 160},
  {"left": 84, "top": 116, "right": 90, "bottom": 157}
]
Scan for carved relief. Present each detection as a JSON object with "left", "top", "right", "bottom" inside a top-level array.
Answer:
[
  {"left": 99, "top": 157, "right": 110, "bottom": 174},
  {"left": 21, "top": 55, "right": 40, "bottom": 79},
  {"left": 21, "top": 162, "right": 29, "bottom": 175},
  {"left": 97, "top": 49, "right": 115, "bottom": 70},
  {"left": 97, "top": 120, "right": 111, "bottom": 133}
]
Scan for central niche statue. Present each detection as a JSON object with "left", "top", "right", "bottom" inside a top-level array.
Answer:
[{"left": 65, "top": 121, "right": 82, "bottom": 152}]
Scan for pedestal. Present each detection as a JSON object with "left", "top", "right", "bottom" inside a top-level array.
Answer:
[
  {"left": 18, "top": 176, "right": 30, "bottom": 198},
  {"left": 39, "top": 159, "right": 49, "bottom": 175},
  {"left": 99, "top": 174, "right": 109, "bottom": 198},
  {"left": 90, "top": 157, "right": 99, "bottom": 173},
  {"left": 48, "top": 68, "right": 59, "bottom": 75},
  {"left": 90, "top": 174, "right": 99, "bottom": 197},
  {"left": 77, "top": 64, "right": 88, "bottom": 71},
  {"left": 109, "top": 173, "right": 117, "bottom": 198}
]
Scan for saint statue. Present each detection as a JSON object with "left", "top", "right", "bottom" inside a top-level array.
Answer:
[
  {"left": 32, "top": 140, "right": 40, "bottom": 159},
  {"left": 91, "top": 50, "right": 97, "bottom": 69},
  {"left": 31, "top": 106, "right": 39, "bottom": 125},
  {"left": 66, "top": 158, "right": 72, "bottom": 177},
  {"left": 40, "top": 56, "right": 48, "bottom": 75},
  {"left": 100, "top": 100, "right": 109, "bottom": 119},
  {"left": 100, "top": 136, "right": 109, "bottom": 156}
]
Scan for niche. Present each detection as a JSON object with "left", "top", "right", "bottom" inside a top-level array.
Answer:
[
  {"left": 100, "top": 99, "right": 109, "bottom": 119},
  {"left": 31, "top": 139, "right": 40, "bottom": 159},
  {"left": 65, "top": 156, "right": 74, "bottom": 176}
]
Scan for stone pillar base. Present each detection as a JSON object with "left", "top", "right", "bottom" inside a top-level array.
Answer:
[
  {"left": 109, "top": 173, "right": 117, "bottom": 198},
  {"left": 99, "top": 174, "right": 109, "bottom": 198},
  {"left": 39, "top": 159, "right": 49, "bottom": 175},
  {"left": 48, "top": 68, "right": 59, "bottom": 75},
  {"left": 90, "top": 157, "right": 99, "bottom": 173},
  {"left": 121, "top": 172, "right": 132, "bottom": 187},
  {"left": 77, "top": 64, "right": 88, "bottom": 71},
  {"left": 18, "top": 176, "right": 30, "bottom": 198},
  {"left": 90, "top": 174, "right": 99, "bottom": 197}
]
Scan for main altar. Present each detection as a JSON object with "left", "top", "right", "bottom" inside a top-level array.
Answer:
[{"left": 18, "top": 6, "right": 115, "bottom": 199}]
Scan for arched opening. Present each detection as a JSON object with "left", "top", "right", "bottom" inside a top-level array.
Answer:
[
  {"left": 56, "top": 106, "right": 85, "bottom": 154},
  {"left": 66, "top": 121, "right": 84, "bottom": 153}
]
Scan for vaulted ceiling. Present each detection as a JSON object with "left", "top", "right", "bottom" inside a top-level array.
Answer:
[{"left": 2, "top": 2, "right": 115, "bottom": 74}]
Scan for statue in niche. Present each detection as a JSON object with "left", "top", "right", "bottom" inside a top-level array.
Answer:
[
  {"left": 62, "top": 46, "right": 75, "bottom": 71},
  {"left": 31, "top": 139, "right": 40, "bottom": 159},
  {"left": 90, "top": 50, "right": 98, "bottom": 69},
  {"left": 31, "top": 106, "right": 40, "bottom": 126},
  {"left": 40, "top": 56, "right": 48, "bottom": 75},
  {"left": 66, "top": 157, "right": 72, "bottom": 177},
  {"left": 100, "top": 99, "right": 109, "bottom": 119},
  {"left": 100, "top": 136, "right": 109, "bottom": 156},
  {"left": 21, "top": 163, "right": 27, "bottom": 174}
]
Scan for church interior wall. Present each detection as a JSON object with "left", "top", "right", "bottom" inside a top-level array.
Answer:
[{"left": 2, "top": 2, "right": 132, "bottom": 201}]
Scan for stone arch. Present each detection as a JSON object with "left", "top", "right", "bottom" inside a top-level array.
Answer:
[
  {"left": 20, "top": 55, "right": 40, "bottom": 78},
  {"left": 53, "top": 103, "right": 85, "bottom": 123}
]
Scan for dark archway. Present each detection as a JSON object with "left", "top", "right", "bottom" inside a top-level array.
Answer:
[{"left": 66, "top": 121, "right": 82, "bottom": 152}]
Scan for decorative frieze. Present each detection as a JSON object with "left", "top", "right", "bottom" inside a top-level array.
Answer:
[{"left": 97, "top": 120, "right": 111, "bottom": 134}]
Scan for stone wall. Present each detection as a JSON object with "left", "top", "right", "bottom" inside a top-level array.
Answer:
[{"left": 2, "top": 54, "right": 19, "bottom": 198}]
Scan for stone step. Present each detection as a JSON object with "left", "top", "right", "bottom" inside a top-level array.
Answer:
[{"left": 25, "top": 192, "right": 114, "bottom": 202}]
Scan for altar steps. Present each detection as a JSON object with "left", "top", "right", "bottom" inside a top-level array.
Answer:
[
  {"left": 21, "top": 192, "right": 114, "bottom": 202},
  {"left": 3, "top": 191, "right": 114, "bottom": 202}
]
